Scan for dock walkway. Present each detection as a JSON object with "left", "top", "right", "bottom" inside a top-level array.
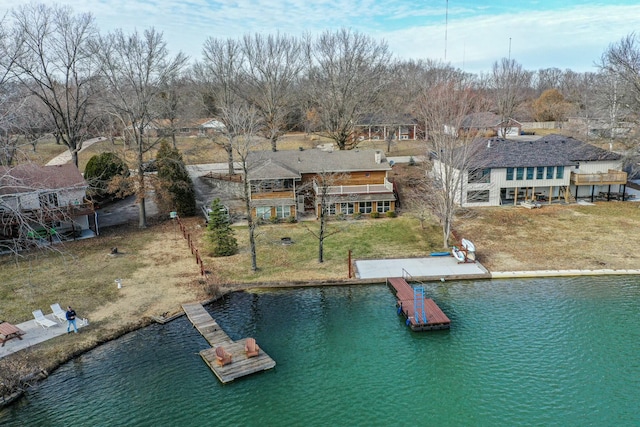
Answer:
[
  {"left": 182, "top": 303, "right": 275, "bottom": 384},
  {"left": 387, "top": 278, "right": 450, "bottom": 331}
]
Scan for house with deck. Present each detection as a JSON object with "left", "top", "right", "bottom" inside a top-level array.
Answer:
[
  {"left": 0, "top": 163, "right": 96, "bottom": 247},
  {"left": 434, "top": 134, "right": 627, "bottom": 207},
  {"left": 354, "top": 115, "right": 420, "bottom": 141},
  {"left": 453, "top": 112, "right": 522, "bottom": 138},
  {"left": 247, "top": 148, "right": 396, "bottom": 220}
]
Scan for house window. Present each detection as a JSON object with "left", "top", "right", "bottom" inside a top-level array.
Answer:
[
  {"left": 256, "top": 206, "right": 271, "bottom": 219},
  {"left": 468, "top": 168, "right": 491, "bottom": 183},
  {"left": 276, "top": 205, "right": 291, "bottom": 218},
  {"left": 516, "top": 167, "right": 524, "bottom": 180},
  {"left": 326, "top": 203, "right": 336, "bottom": 215},
  {"left": 546, "top": 166, "right": 554, "bottom": 179},
  {"left": 359, "top": 202, "right": 372, "bottom": 214},
  {"left": 526, "top": 167, "right": 534, "bottom": 180},
  {"left": 536, "top": 167, "right": 544, "bottom": 179},
  {"left": 506, "top": 168, "right": 514, "bottom": 181},
  {"left": 556, "top": 166, "right": 564, "bottom": 179},
  {"left": 39, "top": 192, "right": 59, "bottom": 209},
  {"left": 339, "top": 202, "right": 354, "bottom": 215},
  {"left": 467, "top": 190, "right": 490, "bottom": 203},
  {"left": 377, "top": 201, "right": 391, "bottom": 213}
]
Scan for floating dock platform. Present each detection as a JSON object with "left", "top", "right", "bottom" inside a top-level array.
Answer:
[
  {"left": 387, "top": 277, "right": 450, "bottom": 331},
  {"left": 182, "top": 303, "right": 275, "bottom": 383}
]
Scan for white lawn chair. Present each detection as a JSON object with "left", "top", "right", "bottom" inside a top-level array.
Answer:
[
  {"left": 32, "top": 309, "right": 57, "bottom": 329},
  {"left": 50, "top": 303, "right": 67, "bottom": 323}
]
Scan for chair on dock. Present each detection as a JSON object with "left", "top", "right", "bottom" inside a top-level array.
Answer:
[
  {"left": 215, "top": 346, "right": 232, "bottom": 366},
  {"left": 244, "top": 337, "right": 260, "bottom": 358},
  {"left": 32, "top": 310, "right": 57, "bottom": 329}
]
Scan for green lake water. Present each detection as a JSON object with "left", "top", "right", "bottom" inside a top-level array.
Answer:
[{"left": 1, "top": 276, "right": 639, "bottom": 426}]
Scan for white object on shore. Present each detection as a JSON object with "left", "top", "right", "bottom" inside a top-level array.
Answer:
[{"left": 461, "top": 238, "right": 475, "bottom": 253}]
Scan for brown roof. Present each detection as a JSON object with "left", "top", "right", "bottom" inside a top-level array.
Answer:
[{"left": 0, "top": 163, "right": 87, "bottom": 196}]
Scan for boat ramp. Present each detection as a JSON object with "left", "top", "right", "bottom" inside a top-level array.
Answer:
[{"left": 182, "top": 303, "right": 275, "bottom": 384}]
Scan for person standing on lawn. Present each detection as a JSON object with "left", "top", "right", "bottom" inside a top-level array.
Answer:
[{"left": 66, "top": 306, "right": 78, "bottom": 333}]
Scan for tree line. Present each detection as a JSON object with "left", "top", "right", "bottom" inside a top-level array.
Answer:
[{"left": 1, "top": 3, "right": 640, "bottom": 235}]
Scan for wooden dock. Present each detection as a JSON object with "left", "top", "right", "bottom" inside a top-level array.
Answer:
[
  {"left": 387, "top": 277, "right": 450, "bottom": 331},
  {"left": 182, "top": 303, "right": 275, "bottom": 384}
]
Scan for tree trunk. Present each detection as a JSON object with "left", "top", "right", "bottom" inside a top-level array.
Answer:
[
  {"left": 226, "top": 144, "right": 234, "bottom": 175},
  {"left": 137, "top": 140, "right": 147, "bottom": 228},
  {"left": 318, "top": 210, "right": 326, "bottom": 263},
  {"left": 242, "top": 168, "right": 258, "bottom": 271},
  {"left": 270, "top": 136, "right": 277, "bottom": 152}
]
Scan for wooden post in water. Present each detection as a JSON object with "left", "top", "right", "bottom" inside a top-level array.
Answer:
[{"left": 348, "top": 249, "right": 352, "bottom": 278}]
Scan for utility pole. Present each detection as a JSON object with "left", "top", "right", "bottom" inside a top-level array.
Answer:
[{"left": 444, "top": 0, "right": 449, "bottom": 61}]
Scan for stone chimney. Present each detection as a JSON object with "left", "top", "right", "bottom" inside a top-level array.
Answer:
[{"left": 375, "top": 151, "right": 382, "bottom": 164}]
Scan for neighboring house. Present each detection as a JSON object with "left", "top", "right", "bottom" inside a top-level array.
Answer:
[
  {"left": 434, "top": 134, "right": 627, "bottom": 207},
  {"left": 127, "top": 118, "right": 225, "bottom": 138},
  {"left": 0, "top": 163, "right": 96, "bottom": 244},
  {"left": 453, "top": 112, "right": 522, "bottom": 138},
  {"left": 354, "top": 115, "right": 420, "bottom": 141},
  {"left": 247, "top": 148, "right": 396, "bottom": 220}
]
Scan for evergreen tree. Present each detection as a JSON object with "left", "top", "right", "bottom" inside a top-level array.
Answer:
[
  {"left": 84, "top": 152, "right": 129, "bottom": 200},
  {"left": 207, "top": 198, "right": 238, "bottom": 257},
  {"left": 155, "top": 140, "right": 196, "bottom": 217}
]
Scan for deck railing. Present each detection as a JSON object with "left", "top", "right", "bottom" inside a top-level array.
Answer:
[
  {"left": 570, "top": 169, "right": 627, "bottom": 185},
  {"left": 313, "top": 177, "right": 394, "bottom": 195}
]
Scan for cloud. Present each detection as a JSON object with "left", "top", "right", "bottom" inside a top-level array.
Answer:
[
  {"left": 382, "top": 4, "right": 640, "bottom": 72},
  {"left": 0, "top": 1, "right": 637, "bottom": 73}
]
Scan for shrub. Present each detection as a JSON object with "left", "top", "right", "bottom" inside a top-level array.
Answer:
[
  {"left": 286, "top": 215, "right": 297, "bottom": 223},
  {"left": 336, "top": 213, "right": 346, "bottom": 221},
  {"left": 84, "top": 152, "right": 129, "bottom": 200},
  {"left": 353, "top": 212, "right": 362, "bottom": 220},
  {"left": 385, "top": 210, "right": 397, "bottom": 218},
  {"left": 207, "top": 198, "right": 237, "bottom": 257},
  {"left": 155, "top": 140, "right": 196, "bottom": 217},
  {"left": 408, "top": 156, "right": 416, "bottom": 166},
  {"left": 269, "top": 216, "right": 280, "bottom": 224},
  {"left": 370, "top": 211, "right": 380, "bottom": 219}
]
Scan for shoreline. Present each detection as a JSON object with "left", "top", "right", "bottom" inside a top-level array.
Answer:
[{"left": 2, "top": 267, "right": 640, "bottom": 408}]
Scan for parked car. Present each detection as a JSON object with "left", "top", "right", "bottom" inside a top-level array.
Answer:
[{"left": 202, "top": 203, "right": 230, "bottom": 224}]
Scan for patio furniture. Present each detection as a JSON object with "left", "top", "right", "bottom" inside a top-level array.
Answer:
[
  {"left": 0, "top": 322, "right": 25, "bottom": 347},
  {"left": 215, "top": 346, "right": 232, "bottom": 366},
  {"left": 50, "top": 303, "right": 67, "bottom": 323},
  {"left": 32, "top": 310, "right": 57, "bottom": 329},
  {"left": 244, "top": 337, "right": 260, "bottom": 358}
]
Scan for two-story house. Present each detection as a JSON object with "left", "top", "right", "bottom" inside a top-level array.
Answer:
[
  {"left": 0, "top": 163, "right": 96, "bottom": 245},
  {"left": 434, "top": 134, "right": 626, "bottom": 207},
  {"left": 247, "top": 148, "right": 396, "bottom": 220}
]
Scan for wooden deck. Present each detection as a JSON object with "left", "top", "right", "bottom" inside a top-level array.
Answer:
[
  {"left": 182, "top": 303, "right": 275, "bottom": 384},
  {"left": 387, "top": 277, "right": 451, "bottom": 331}
]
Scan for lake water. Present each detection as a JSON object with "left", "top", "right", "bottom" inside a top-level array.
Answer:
[{"left": 1, "top": 276, "right": 639, "bottom": 426}]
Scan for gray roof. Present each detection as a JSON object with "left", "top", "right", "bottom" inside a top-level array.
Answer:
[
  {"left": 461, "top": 112, "right": 521, "bottom": 129},
  {"left": 247, "top": 148, "right": 391, "bottom": 180},
  {"left": 467, "top": 134, "right": 622, "bottom": 169}
]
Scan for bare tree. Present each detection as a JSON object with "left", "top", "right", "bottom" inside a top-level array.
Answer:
[
  {"left": 196, "top": 37, "right": 244, "bottom": 174},
  {"left": 416, "top": 81, "right": 487, "bottom": 248},
  {"left": 242, "top": 33, "right": 303, "bottom": 152},
  {"left": 93, "top": 28, "right": 187, "bottom": 228},
  {"left": 304, "top": 29, "right": 392, "bottom": 150},
  {"left": 227, "top": 102, "right": 262, "bottom": 272},
  {"left": 9, "top": 4, "right": 100, "bottom": 167},
  {"left": 302, "top": 171, "right": 349, "bottom": 263},
  {"left": 487, "top": 58, "right": 532, "bottom": 137},
  {"left": 598, "top": 33, "right": 640, "bottom": 175}
]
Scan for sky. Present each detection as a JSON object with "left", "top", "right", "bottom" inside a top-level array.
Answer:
[{"left": 2, "top": 0, "right": 639, "bottom": 74}]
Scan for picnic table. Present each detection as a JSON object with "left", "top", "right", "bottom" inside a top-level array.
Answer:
[{"left": 0, "top": 322, "right": 25, "bottom": 347}]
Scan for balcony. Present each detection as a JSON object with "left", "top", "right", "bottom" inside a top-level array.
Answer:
[
  {"left": 570, "top": 169, "right": 627, "bottom": 185},
  {"left": 313, "top": 177, "right": 394, "bottom": 195}
]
